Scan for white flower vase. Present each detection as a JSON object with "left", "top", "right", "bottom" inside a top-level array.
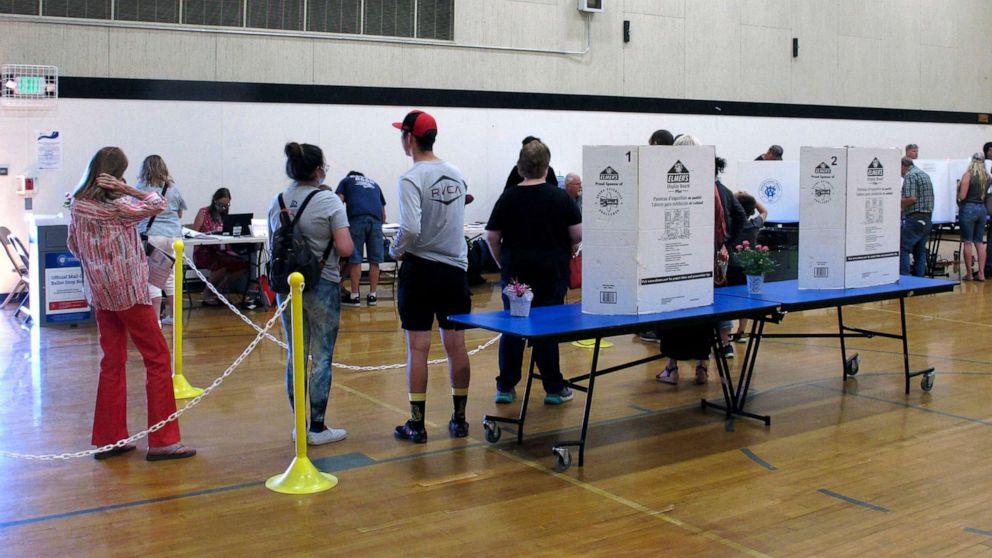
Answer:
[
  {"left": 508, "top": 292, "right": 534, "bottom": 317},
  {"left": 746, "top": 274, "right": 765, "bottom": 295}
]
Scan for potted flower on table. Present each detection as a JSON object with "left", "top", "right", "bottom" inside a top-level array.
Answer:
[
  {"left": 734, "top": 241, "right": 776, "bottom": 295},
  {"left": 504, "top": 278, "right": 534, "bottom": 317}
]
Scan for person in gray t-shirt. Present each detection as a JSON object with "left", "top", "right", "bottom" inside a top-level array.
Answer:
[
  {"left": 136, "top": 155, "right": 187, "bottom": 325},
  {"left": 390, "top": 110, "right": 472, "bottom": 444},
  {"left": 266, "top": 142, "right": 354, "bottom": 447}
]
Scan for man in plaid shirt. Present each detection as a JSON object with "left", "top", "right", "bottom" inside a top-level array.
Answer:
[{"left": 900, "top": 157, "right": 934, "bottom": 276}]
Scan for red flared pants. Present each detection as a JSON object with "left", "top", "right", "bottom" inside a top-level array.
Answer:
[{"left": 93, "top": 304, "right": 181, "bottom": 449}]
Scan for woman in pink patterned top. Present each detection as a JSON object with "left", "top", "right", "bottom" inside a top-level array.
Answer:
[{"left": 67, "top": 146, "right": 196, "bottom": 462}]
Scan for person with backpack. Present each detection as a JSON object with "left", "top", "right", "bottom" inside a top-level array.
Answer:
[{"left": 267, "top": 142, "right": 354, "bottom": 446}]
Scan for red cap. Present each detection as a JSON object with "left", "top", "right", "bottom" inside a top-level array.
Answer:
[{"left": 392, "top": 110, "right": 437, "bottom": 139}]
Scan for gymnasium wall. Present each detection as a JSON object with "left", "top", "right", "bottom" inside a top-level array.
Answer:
[{"left": 2, "top": 0, "right": 992, "bottom": 292}]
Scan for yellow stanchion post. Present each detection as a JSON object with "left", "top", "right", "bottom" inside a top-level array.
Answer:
[
  {"left": 571, "top": 339, "right": 613, "bottom": 349},
  {"left": 172, "top": 239, "right": 204, "bottom": 399},
  {"left": 266, "top": 272, "right": 338, "bottom": 494}
]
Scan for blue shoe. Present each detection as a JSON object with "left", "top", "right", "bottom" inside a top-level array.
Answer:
[
  {"left": 544, "top": 386, "right": 574, "bottom": 405},
  {"left": 394, "top": 420, "right": 427, "bottom": 444},
  {"left": 495, "top": 389, "right": 516, "bottom": 404},
  {"left": 448, "top": 415, "right": 469, "bottom": 438}
]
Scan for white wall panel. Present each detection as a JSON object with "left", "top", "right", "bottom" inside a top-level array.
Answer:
[
  {"left": 789, "top": 0, "right": 838, "bottom": 106},
  {"left": 740, "top": 25, "right": 791, "bottom": 103},
  {"left": 216, "top": 34, "right": 312, "bottom": 83},
  {"left": 109, "top": 28, "right": 218, "bottom": 80},
  {"left": 624, "top": 0, "right": 684, "bottom": 18},
  {"left": 742, "top": 0, "right": 790, "bottom": 29},
  {"left": 2, "top": 1, "right": 992, "bottom": 112},
  {"left": 685, "top": 0, "right": 742, "bottom": 101},
  {"left": 837, "top": 0, "right": 890, "bottom": 39},
  {"left": 4, "top": 96, "right": 991, "bottom": 287},
  {"left": 621, "top": 14, "right": 685, "bottom": 99},
  {"left": 919, "top": 0, "right": 956, "bottom": 48}
]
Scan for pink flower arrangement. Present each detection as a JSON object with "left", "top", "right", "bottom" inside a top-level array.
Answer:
[
  {"left": 734, "top": 240, "right": 776, "bottom": 276},
  {"left": 504, "top": 278, "right": 532, "bottom": 298}
]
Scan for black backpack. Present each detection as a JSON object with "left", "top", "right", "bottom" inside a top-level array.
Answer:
[{"left": 268, "top": 191, "right": 334, "bottom": 294}]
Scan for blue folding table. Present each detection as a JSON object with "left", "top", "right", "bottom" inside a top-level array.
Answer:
[
  {"left": 718, "top": 276, "right": 957, "bottom": 422},
  {"left": 448, "top": 297, "right": 781, "bottom": 471}
]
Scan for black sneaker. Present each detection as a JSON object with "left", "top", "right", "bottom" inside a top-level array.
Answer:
[
  {"left": 638, "top": 330, "right": 660, "bottom": 342},
  {"left": 342, "top": 295, "right": 361, "bottom": 308},
  {"left": 366, "top": 294, "right": 377, "bottom": 307},
  {"left": 340, "top": 290, "right": 353, "bottom": 303},
  {"left": 448, "top": 416, "right": 469, "bottom": 438},
  {"left": 721, "top": 343, "right": 735, "bottom": 359},
  {"left": 394, "top": 421, "right": 427, "bottom": 444}
]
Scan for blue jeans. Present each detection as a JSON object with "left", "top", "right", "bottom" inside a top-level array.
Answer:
[
  {"left": 277, "top": 278, "right": 341, "bottom": 425},
  {"left": 900, "top": 213, "right": 932, "bottom": 277},
  {"left": 347, "top": 215, "right": 384, "bottom": 264},
  {"left": 496, "top": 276, "right": 568, "bottom": 394},
  {"left": 959, "top": 202, "right": 987, "bottom": 243}
]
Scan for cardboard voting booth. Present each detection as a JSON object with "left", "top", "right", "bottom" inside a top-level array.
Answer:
[
  {"left": 582, "top": 145, "right": 715, "bottom": 314},
  {"left": 736, "top": 161, "right": 800, "bottom": 223},
  {"left": 798, "top": 147, "right": 901, "bottom": 289}
]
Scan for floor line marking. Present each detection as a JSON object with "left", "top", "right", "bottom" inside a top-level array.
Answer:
[
  {"left": 741, "top": 448, "right": 777, "bottom": 471},
  {"left": 488, "top": 446, "right": 772, "bottom": 558},
  {"left": 964, "top": 527, "right": 992, "bottom": 537},
  {"left": 817, "top": 488, "right": 890, "bottom": 512},
  {"left": 0, "top": 480, "right": 263, "bottom": 530}
]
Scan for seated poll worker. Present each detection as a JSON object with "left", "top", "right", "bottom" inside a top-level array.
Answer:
[
  {"left": 486, "top": 139, "right": 582, "bottom": 406},
  {"left": 192, "top": 187, "right": 249, "bottom": 305}
]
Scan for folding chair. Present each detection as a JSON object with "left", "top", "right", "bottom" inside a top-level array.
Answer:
[{"left": 1, "top": 226, "right": 31, "bottom": 320}]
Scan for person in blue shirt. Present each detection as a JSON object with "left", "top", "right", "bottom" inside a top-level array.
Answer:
[{"left": 335, "top": 171, "right": 387, "bottom": 307}]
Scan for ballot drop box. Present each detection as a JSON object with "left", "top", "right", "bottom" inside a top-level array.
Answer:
[
  {"left": 798, "top": 147, "right": 901, "bottom": 289},
  {"left": 582, "top": 145, "right": 715, "bottom": 314}
]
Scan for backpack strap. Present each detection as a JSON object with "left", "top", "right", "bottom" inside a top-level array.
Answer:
[
  {"left": 280, "top": 190, "right": 336, "bottom": 266},
  {"left": 142, "top": 183, "right": 170, "bottom": 239},
  {"left": 278, "top": 190, "right": 321, "bottom": 228}
]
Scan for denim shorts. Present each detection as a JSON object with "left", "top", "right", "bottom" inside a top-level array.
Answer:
[
  {"left": 959, "top": 202, "right": 988, "bottom": 243},
  {"left": 348, "top": 215, "right": 385, "bottom": 264}
]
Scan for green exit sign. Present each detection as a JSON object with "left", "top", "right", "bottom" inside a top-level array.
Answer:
[{"left": 17, "top": 76, "right": 44, "bottom": 95}]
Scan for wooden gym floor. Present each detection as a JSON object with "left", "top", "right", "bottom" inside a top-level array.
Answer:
[{"left": 0, "top": 265, "right": 990, "bottom": 557}]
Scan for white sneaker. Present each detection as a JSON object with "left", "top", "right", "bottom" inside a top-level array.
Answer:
[
  {"left": 161, "top": 316, "right": 175, "bottom": 326},
  {"left": 292, "top": 428, "right": 347, "bottom": 445},
  {"left": 308, "top": 428, "right": 347, "bottom": 445}
]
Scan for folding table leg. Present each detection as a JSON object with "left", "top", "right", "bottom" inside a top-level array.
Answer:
[
  {"left": 552, "top": 337, "right": 602, "bottom": 471},
  {"left": 482, "top": 339, "right": 538, "bottom": 445}
]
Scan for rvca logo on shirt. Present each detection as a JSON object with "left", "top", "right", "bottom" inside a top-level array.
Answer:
[{"left": 429, "top": 176, "right": 465, "bottom": 206}]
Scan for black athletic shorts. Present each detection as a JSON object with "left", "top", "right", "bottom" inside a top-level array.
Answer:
[{"left": 397, "top": 253, "right": 471, "bottom": 331}]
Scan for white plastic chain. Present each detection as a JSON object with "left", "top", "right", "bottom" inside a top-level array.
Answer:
[
  {"left": 0, "top": 295, "right": 292, "bottom": 461},
  {"left": 185, "top": 255, "right": 501, "bottom": 371}
]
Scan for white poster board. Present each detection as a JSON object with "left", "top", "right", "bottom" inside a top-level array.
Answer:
[
  {"left": 916, "top": 159, "right": 955, "bottom": 224},
  {"left": 736, "top": 161, "right": 800, "bottom": 222},
  {"left": 583, "top": 145, "right": 714, "bottom": 314},
  {"left": 799, "top": 147, "right": 847, "bottom": 289},
  {"left": 843, "top": 148, "right": 901, "bottom": 288}
]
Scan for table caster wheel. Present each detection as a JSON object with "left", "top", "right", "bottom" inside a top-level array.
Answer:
[
  {"left": 552, "top": 446, "right": 571, "bottom": 473},
  {"left": 483, "top": 420, "right": 501, "bottom": 443},
  {"left": 921, "top": 372, "right": 935, "bottom": 392},
  {"left": 845, "top": 353, "right": 860, "bottom": 377}
]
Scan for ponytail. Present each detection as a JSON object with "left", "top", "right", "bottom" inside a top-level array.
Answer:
[{"left": 284, "top": 142, "right": 324, "bottom": 182}]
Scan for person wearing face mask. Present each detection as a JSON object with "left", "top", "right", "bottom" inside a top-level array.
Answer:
[{"left": 192, "top": 187, "right": 249, "bottom": 305}]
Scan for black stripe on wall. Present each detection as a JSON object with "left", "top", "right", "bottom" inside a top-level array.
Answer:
[{"left": 61, "top": 77, "right": 989, "bottom": 125}]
